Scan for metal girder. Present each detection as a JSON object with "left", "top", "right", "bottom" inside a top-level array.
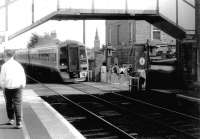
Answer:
[{"left": 8, "top": 9, "right": 186, "bottom": 40}]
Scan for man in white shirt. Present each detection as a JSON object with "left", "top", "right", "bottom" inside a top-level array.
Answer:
[{"left": 0, "top": 49, "right": 26, "bottom": 129}]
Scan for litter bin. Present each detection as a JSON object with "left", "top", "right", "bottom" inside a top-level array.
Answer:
[{"left": 129, "top": 76, "right": 140, "bottom": 93}]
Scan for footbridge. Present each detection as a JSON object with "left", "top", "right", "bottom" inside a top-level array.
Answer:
[{"left": 0, "top": 0, "right": 195, "bottom": 40}]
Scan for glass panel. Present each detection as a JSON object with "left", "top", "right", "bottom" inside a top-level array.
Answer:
[
  {"left": 159, "top": 0, "right": 176, "bottom": 23},
  {"left": 127, "top": 0, "right": 157, "bottom": 10},
  {"left": 68, "top": 45, "right": 79, "bottom": 71},
  {"left": 184, "top": 0, "right": 195, "bottom": 6},
  {"left": 94, "top": 0, "right": 125, "bottom": 10},
  {"left": 178, "top": 0, "right": 195, "bottom": 30},
  {"left": 153, "top": 31, "right": 161, "bottom": 40},
  {"left": 80, "top": 46, "right": 86, "bottom": 59},
  {"left": 59, "top": 0, "right": 92, "bottom": 9},
  {"left": 60, "top": 47, "right": 68, "bottom": 66}
]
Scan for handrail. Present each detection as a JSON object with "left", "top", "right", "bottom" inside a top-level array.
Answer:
[{"left": 182, "top": 0, "right": 195, "bottom": 8}]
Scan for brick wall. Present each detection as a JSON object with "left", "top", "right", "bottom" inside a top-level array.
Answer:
[{"left": 135, "top": 21, "right": 151, "bottom": 43}]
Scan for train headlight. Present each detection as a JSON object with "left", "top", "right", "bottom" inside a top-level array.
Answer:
[{"left": 80, "top": 71, "right": 87, "bottom": 78}]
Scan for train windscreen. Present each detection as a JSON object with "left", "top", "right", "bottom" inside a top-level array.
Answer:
[
  {"left": 60, "top": 47, "right": 68, "bottom": 68},
  {"left": 80, "top": 46, "right": 87, "bottom": 62},
  {"left": 68, "top": 45, "right": 79, "bottom": 72}
]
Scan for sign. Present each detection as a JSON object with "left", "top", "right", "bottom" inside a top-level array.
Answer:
[{"left": 139, "top": 57, "right": 145, "bottom": 66}]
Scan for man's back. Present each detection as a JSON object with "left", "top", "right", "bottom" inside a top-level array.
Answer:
[{"left": 0, "top": 57, "right": 26, "bottom": 89}]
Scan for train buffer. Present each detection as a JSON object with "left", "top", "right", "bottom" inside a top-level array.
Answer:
[{"left": 0, "top": 89, "right": 85, "bottom": 139}]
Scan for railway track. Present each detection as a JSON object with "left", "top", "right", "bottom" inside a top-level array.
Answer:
[
  {"left": 67, "top": 83, "right": 200, "bottom": 139},
  {"left": 42, "top": 90, "right": 175, "bottom": 138},
  {"left": 28, "top": 75, "right": 200, "bottom": 138},
  {"left": 89, "top": 83, "right": 200, "bottom": 119}
]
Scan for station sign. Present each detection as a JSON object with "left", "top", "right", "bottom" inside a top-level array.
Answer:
[{"left": 139, "top": 57, "right": 145, "bottom": 66}]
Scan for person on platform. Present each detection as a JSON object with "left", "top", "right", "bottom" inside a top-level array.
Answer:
[{"left": 0, "top": 49, "right": 26, "bottom": 129}]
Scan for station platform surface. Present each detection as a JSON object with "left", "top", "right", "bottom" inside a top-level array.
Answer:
[
  {"left": 82, "top": 82, "right": 200, "bottom": 103},
  {"left": 0, "top": 89, "right": 85, "bottom": 139}
]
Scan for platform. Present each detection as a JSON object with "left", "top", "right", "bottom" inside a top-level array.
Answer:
[
  {"left": 0, "top": 89, "right": 85, "bottom": 139},
  {"left": 83, "top": 82, "right": 200, "bottom": 103}
]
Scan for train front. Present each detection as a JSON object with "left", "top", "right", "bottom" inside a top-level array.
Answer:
[{"left": 59, "top": 41, "right": 88, "bottom": 82}]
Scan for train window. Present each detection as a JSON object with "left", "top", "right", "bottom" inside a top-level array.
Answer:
[
  {"left": 60, "top": 47, "right": 68, "bottom": 66},
  {"left": 49, "top": 53, "right": 56, "bottom": 63},
  {"left": 80, "top": 46, "right": 86, "bottom": 59},
  {"left": 69, "top": 46, "right": 78, "bottom": 66},
  {"left": 82, "top": 67, "right": 87, "bottom": 70}
]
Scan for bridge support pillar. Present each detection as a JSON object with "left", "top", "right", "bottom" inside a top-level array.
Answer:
[
  {"left": 176, "top": 40, "right": 184, "bottom": 88},
  {"left": 196, "top": 0, "right": 200, "bottom": 82}
]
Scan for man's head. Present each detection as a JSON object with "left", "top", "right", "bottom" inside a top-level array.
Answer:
[{"left": 4, "top": 49, "right": 15, "bottom": 61}]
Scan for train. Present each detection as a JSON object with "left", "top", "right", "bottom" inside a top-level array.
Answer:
[{"left": 14, "top": 40, "right": 88, "bottom": 82}]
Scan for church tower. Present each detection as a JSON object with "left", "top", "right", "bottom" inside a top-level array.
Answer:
[{"left": 94, "top": 28, "right": 100, "bottom": 52}]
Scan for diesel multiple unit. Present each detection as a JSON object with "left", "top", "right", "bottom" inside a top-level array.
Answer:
[{"left": 15, "top": 40, "right": 88, "bottom": 82}]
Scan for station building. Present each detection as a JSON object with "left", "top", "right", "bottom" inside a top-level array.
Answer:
[{"left": 105, "top": 20, "right": 176, "bottom": 66}]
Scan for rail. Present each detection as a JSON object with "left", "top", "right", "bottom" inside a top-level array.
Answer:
[{"left": 26, "top": 74, "right": 136, "bottom": 139}]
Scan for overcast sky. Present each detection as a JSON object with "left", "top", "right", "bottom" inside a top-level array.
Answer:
[{"left": 27, "top": 20, "right": 106, "bottom": 49}]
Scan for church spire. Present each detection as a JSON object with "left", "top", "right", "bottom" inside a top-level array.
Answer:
[
  {"left": 95, "top": 28, "right": 99, "bottom": 40},
  {"left": 94, "top": 28, "right": 100, "bottom": 52}
]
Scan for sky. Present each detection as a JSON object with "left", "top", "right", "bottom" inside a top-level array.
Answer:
[
  {"left": 0, "top": 0, "right": 106, "bottom": 49},
  {"left": 24, "top": 20, "right": 106, "bottom": 49},
  {"left": 2, "top": 19, "right": 106, "bottom": 50}
]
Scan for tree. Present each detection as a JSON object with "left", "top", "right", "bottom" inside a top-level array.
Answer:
[{"left": 28, "top": 33, "right": 39, "bottom": 48}]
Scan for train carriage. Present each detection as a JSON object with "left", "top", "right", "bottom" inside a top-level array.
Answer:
[{"left": 15, "top": 40, "right": 88, "bottom": 82}]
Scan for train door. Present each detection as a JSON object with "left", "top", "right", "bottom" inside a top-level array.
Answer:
[{"left": 68, "top": 45, "right": 79, "bottom": 77}]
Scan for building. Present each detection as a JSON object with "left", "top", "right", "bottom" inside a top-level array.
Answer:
[{"left": 105, "top": 20, "right": 176, "bottom": 65}]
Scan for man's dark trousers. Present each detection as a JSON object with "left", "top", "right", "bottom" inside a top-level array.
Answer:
[{"left": 4, "top": 88, "right": 22, "bottom": 124}]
